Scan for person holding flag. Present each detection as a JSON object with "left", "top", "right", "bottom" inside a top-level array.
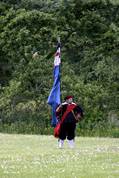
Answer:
[
  {"left": 47, "top": 40, "right": 83, "bottom": 148},
  {"left": 56, "top": 96, "right": 83, "bottom": 148}
]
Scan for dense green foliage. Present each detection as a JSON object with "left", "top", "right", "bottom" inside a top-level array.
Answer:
[{"left": 0, "top": 0, "right": 119, "bottom": 136}]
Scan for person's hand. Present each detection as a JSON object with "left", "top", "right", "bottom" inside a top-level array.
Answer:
[{"left": 75, "top": 113, "right": 81, "bottom": 121}]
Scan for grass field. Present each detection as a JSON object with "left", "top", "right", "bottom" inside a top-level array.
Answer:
[{"left": 0, "top": 134, "right": 119, "bottom": 178}]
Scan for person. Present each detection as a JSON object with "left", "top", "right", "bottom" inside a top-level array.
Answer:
[{"left": 56, "top": 96, "right": 83, "bottom": 148}]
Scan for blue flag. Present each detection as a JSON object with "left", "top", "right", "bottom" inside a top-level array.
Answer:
[{"left": 47, "top": 44, "right": 61, "bottom": 127}]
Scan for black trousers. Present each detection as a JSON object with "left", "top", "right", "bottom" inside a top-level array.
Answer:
[{"left": 59, "top": 122, "right": 76, "bottom": 140}]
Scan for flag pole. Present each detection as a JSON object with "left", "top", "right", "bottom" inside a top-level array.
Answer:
[
  {"left": 47, "top": 37, "right": 62, "bottom": 127},
  {"left": 57, "top": 37, "right": 62, "bottom": 104}
]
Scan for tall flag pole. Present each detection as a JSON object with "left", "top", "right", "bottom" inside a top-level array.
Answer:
[{"left": 47, "top": 39, "right": 61, "bottom": 127}]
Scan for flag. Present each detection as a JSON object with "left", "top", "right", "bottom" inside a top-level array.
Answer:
[{"left": 47, "top": 43, "right": 61, "bottom": 127}]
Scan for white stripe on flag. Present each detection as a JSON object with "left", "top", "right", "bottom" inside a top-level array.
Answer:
[{"left": 54, "top": 47, "right": 61, "bottom": 66}]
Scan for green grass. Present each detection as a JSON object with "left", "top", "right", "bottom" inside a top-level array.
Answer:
[{"left": 0, "top": 134, "right": 119, "bottom": 178}]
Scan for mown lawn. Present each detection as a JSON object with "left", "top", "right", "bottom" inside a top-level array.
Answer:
[{"left": 0, "top": 134, "right": 119, "bottom": 178}]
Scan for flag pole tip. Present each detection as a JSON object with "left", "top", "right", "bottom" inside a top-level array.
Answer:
[{"left": 57, "top": 37, "right": 60, "bottom": 43}]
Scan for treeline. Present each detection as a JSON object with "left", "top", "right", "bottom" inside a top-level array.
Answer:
[{"left": 0, "top": 0, "right": 119, "bottom": 137}]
